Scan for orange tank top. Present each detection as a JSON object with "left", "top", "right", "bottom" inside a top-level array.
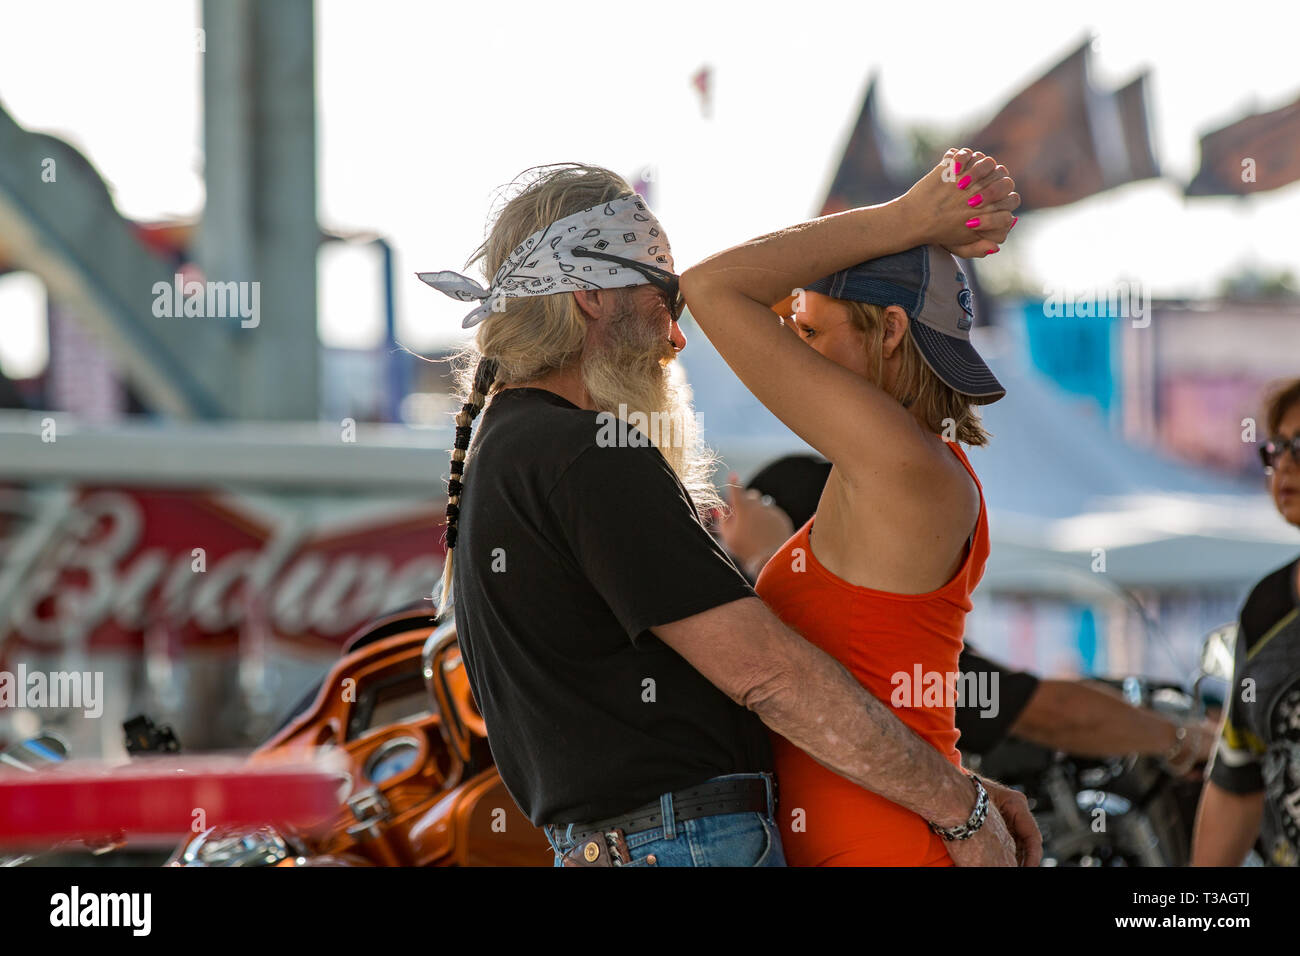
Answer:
[{"left": 754, "top": 441, "right": 990, "bottom": 866}]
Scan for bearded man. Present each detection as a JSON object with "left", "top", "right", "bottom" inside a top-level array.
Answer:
[{"left": 418, "top": 162, "right": 1040, "bottom": 868}]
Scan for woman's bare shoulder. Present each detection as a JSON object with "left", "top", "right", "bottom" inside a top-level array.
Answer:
[{"left": 832, "top": 434, "right": 977, "bottom": 535}]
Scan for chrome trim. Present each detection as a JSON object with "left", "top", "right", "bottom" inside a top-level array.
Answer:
[
  {"left": 345, "top": 786, "right": 393, "bottom": 840},
  {"left": 421, "top": 619, "right": 472, "bottom": 764},
  {"left": 180, "top": 825, "right": 291, "bottom": 867}
]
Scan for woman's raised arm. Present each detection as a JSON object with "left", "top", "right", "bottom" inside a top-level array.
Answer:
[{"left": 679, "top": 148, "right": 1018, "bottom": 475}]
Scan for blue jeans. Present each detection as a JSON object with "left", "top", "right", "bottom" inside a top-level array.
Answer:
[{"left": 543, "top": 772, "right": 786, "bottom": 867}]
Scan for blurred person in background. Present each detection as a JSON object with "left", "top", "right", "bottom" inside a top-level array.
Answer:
[
  {"left": 720, "top": 454, "right": 1218, "bottom": 766},
  {"left": 0, "top": 370, "right": 28, "bottom": 409},
  {"left": 1193, "top": 377, "right": 1300, "bottom": 866},
  {"left": 683, "top": 147, "right": 1027, "bottom": 865}
]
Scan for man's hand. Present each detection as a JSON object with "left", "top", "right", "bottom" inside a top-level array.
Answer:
[
  {"left": 1190, "top": 716, "right": 1219, "bottom": 765},
  {"left": 982, "top": 776, "right": 1042, "bottom": 866},
  {"left": 943, "top": 799, "right": 1019, "bottom": 866},
  {"left": 718, "top": 472, "right": 794, "bottom": 578},
  {"left": 898, "top": 147, "right": 1020, "bottom": 258}
]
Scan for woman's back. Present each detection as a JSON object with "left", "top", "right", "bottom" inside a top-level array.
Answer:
[{"left": 811, "top": 429, "right": 981, "bottom": 595}]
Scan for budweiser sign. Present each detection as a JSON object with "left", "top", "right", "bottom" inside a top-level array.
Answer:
[{"left": 0, "top": 486, "right": 444, "bottom": 656}]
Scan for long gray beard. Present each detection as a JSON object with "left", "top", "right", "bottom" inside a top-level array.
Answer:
[{"left": 581, "top": 304, "right": 722, "bottom": 518}]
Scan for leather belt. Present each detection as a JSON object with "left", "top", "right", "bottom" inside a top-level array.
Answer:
[{"left": 559, "top": 777, "right": 771, "bottom": 844}]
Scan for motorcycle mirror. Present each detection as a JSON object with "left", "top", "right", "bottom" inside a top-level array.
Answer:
[
  {"left": 1191, "top": 622, "right": 1238, "bottom": 716},
  {"left": 422, "top": 620, "right": 473, "bottom": 766},
  {"left": 0, "top": 732, "right": 69, "bottom": 773},
  {"left": 1198, "top": 623, "right": 1238, "bottom": 682}
]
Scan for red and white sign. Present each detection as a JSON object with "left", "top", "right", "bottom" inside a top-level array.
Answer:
[{"left": 1, "top": 485, "right": 444, "bottom": 659}]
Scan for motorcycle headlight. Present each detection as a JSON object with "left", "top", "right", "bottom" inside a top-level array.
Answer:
[{"left": 180, "top": 825, "right": 291, "bottom": 867}]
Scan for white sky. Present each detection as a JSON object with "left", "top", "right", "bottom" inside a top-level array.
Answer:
[{"left": 1, "top": 0, "right": 1298, "bottom": 380}]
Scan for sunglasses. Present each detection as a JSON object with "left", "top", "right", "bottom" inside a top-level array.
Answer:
[
  {"left": 570, "top": 246, "right": 684, "bottom": 320},
  {"left": 1259, "top": 434, "right": 1300, "bottom": 471}
]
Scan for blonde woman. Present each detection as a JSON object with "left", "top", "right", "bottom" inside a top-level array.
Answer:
[{"left": 682, "top": 147, "right": 1020, "bottom": 864}]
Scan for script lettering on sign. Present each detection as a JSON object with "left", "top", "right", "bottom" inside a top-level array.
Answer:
[{"left": 1, "top": 488, "right": 443, "bottom": 654}]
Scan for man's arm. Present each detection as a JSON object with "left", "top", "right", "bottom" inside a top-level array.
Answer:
[
  {"left": 1011, "top": 679, "right": 1216, "bottom": 764},
  {"left": 653, "top": 596, "right": 1037, "bottom": 866},
  {"left": 545, "top": 434, "right": 1036, "bottom": 863},
  {"left": 1191, "top": 780, "right": 1264, "bottom": 866}
]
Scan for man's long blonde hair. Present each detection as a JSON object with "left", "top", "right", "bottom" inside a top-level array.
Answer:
[
  {"left": 437, "top": 163, "right": 717, "bottom": 614},
  {"left": 846, "top": 301, "right": 991, "bottom": 446}
]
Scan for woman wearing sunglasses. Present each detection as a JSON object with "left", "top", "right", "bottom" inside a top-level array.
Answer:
[
  {"left": 680, "top": 147, "right": 1022, "bottom": 865},
  {"left": 1192, "top": 378, "right": 1300, "bottom": 867}
]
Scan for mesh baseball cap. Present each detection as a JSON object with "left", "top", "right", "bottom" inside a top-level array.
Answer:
[{"left": 781, "top": 245, "right": 1005, "bottom": 404}]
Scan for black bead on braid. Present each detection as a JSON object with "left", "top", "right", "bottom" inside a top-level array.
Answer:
[{"left": 439, "top": 356, "right": 499, "bottom": 613}]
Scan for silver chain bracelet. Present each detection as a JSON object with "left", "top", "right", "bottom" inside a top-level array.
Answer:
[{"left": 927, "top": 773, "right": 990, "bottom": 842}]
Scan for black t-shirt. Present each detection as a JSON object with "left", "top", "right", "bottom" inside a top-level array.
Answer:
[
  {"left": 451, "top": 387, "right": 772, "bottom": 826},
  {"left": 1208, "top": 556, "right": 1300, "bottom": 866},
  {"left": 954, "top": 646, "right": 1041, "bottom": 754}
]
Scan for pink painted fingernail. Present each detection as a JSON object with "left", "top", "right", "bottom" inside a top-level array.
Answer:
[
  {"left": 966, "top": 194, "right": 982, "bottom": 208},
  {"left": 986, "top": 247, "right": 999, "bottom": 254},
  {"left": 957, "top": 175, "right": 972, "bottom": 189},
  {"left": 954, "top": 160, "right": 962, "bottom": 175},
  {"left": 1010, "top": 216, "right": 1019, "bottom": 229},
  {"left": 965, "top": 217, "right": 980, "bottom": 228}
]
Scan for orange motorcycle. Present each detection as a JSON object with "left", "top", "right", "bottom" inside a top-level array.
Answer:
[{"left": 167, "top": 606, "right": 550, "bottom": 866}]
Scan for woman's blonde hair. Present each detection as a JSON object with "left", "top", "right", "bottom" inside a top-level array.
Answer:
[
  {"left": 844, "top": 301, "right": 991, "bottom": 447},
  {"left": 438, "top": 163, "right": 636, "bottom": 615}
]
